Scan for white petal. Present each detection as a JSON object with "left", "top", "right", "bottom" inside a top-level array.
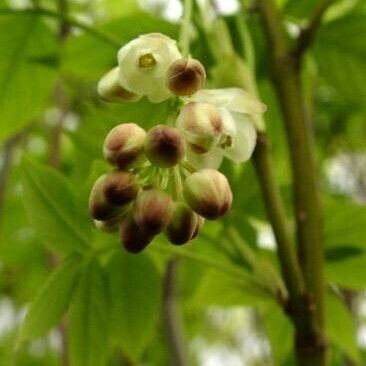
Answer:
[
  {"left": 186, "top": 147, "right": 224, "bottom": 170},
  {"left": 188, "top": 88, "right": 266, "bottom": 115},
  {"left": 220, "top": 107, "right": 236, "bottom": 136},
  {"left": 117, "top": 33, "right": 181, "bottom": 102},
  {"left": 223, "top": 113, "right": 257, "bottom": 163}
]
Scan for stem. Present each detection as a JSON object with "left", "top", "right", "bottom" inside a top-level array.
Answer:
[
  {"left": 163, "top": 259, "right": 188, "bottom": 366},
  {"left": 236, "top": 9, "right": 304, "bottom": 301},
  {"left": 179, "top": 0, "right": 193, "bottom": 57},
  {"left": 257, "top": 0, "right": 327, "bottom": 364},
  {"left": 0, "top": 7, "right": 120, "bottom": 48},
  {"left": 252, "top": 133, "right": 305, "bottom": 302},
  {"left": 293, "top": 0, "right": 337, "bottom": 59},
  {"left": 0, "top": 132, "right": 25, "bottom": 218}
]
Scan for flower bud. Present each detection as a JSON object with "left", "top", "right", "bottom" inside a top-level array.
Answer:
[
  {"left": 177, "top": 102, "right": 223, "bottom": 153},
  {"left": 183, "top": 169, "right": 232, "bottom": 220},
  {"left": 166, "top": 202, "right": 199, "bottom": 245},
  {"left": 94, "top": 216, "right": 121, "bottom": 233},
  {"left": 133, "top": 189, "right": 172, "bottom": 235},
  {"left": 102, "top": 170, "right": 138, "bottom": 206},
  {"left": 97, "top": 67, "right": 140, "bottom": 103},
  {"left": 145, "top": 125, "right": 185, "bottom": 167},
  {"left": 191, "top": 215, "right": 205, "bottom": 239},
  {"left": 103, "top": 123, "right": 146, "bottom": 169},
  {"left": 120, "top": 216, "right": 153, "bottom": 253},
  {"left": 88, "top": 175, "right": 120, "bottom": 220},
  {"left": 167, "top": 58, "right": 206, "bottom": 96}
]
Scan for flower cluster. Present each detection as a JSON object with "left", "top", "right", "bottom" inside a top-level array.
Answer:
[{"left": 90, "top": 33, "right": 266, "bottom": 253}]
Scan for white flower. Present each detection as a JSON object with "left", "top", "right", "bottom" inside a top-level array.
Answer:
[
  {"left": 117, "top": 33, "right": 182, "bottom": 103},
  {"left": 182, "top": 88, "right": 266, "bottom": 169}
]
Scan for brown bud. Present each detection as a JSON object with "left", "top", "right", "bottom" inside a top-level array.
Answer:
[
  {"left": 94, "top": 214, "right": 124, "bottom": 233},
  {"left": 102, "top": 170, "right": 138, "bottom": 206},
  {"left": 145, "top": 125, "right": 185, "bottom": 167},
  {"left": 88, "top": 175, "right": 120, "bottom": 220},
  {"left": 120, "top": 217, "right": 153, "bottom": 253},
  {"left": 103, "top": 123, "right": 146, "bottom": 169},
  {"left": 133, "top": 189, "right": 172, "bottom": 235},
  {"left": 97, "top": 67, "right": 140, "bottom": 103},
  {"left": 166, "top": 202, "right": 199, "bottom": 245},
  {"left": 167, "top": 58, "right": 206, "bottom": 96},
  {"left": 183, "top": 169, "right": 232, "bottom": 220},
  {"left": 177, "top": 102, "right": 223, "bottom": 154}
]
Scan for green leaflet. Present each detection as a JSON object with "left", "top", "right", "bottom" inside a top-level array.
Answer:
[
  {"left": 20, "top": 256, "right": 81, "bottom": 340},
  {"left": 0, "top": 13, "right": 58, "bottom": 143},
  {"left": 21, "top": 159, "right": 90, "bottom": 253},
  {"left": 69, "top": 258, "right": 109, "bottom": 366},
  {"left": 106, "top": 251, "right": 161, "bottom": 359}
]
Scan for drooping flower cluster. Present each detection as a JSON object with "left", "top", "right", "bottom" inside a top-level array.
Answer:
[{"left": 90, "top": 33, "right": 266, "bottom": 253}]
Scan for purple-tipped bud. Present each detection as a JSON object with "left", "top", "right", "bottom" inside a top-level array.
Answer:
[
  {"left": 166, "top": 202, "right": 199, "bottom": 245},
  {"left": 133, "top": 189, "right": 172, "bottom": 235},
  {"left": 120, "top": 217, "right": 153, "bottom": 253},
  {"left": 102, "top": 170, "right": 138, "bottom": 206},
  {"left": 103, "top": 123, "right": 146, "bottom": 169},
  {"left": 145, "top": 125, "right": 185, "bottom": 167},
  {"left": 167, "top": 58, "right": 206, "bottom": 96},
  {"left": 89, "top": 175, "right": 120, "bottom": 220},
  {"left": 177, "top": 102, "right": 223, "bottom": 154},
  {"left": 183, "top": 169, "right": 232, "bottom": 220}
]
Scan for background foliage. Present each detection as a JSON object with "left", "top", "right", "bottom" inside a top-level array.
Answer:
[{"left": 0, "top": 0, "right": 365, "bottom": 365}]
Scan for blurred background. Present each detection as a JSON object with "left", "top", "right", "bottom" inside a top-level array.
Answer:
[{"left": 0, "top": 0, "right": 365, "bottom": 365}]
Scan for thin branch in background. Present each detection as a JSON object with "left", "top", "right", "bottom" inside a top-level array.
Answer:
[
  {"left": 47, "top": 2, "right": 72, "bottom": 365},
  {"left": 163, "top": 258, "right": 188, "bottom": 366},
  {"left": 293, "top": 0, "right": 338, "bottom": 59},
  {"left": 0, "top": 7, "right": 120, "bottom": 49},
  {"left": 0, "top": 132, "right": 26, "bottom": 217}
]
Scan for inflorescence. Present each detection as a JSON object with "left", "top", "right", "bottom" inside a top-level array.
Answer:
[{"left": 89, "top": 33, "right": 266, "bottom": 253}]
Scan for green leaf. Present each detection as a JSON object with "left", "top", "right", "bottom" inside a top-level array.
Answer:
[
  {"left": 106, "top": 251, "right": 161, "bottom": 358},
  {"left": 0, "top": 13, "right": 58, "bottom": 143},
  {"left": 190, "top": 269, "right": 268, "bottom": 308},
  {"left": 21, "top": 159, "right": 90, "bottom": 253},
  {"left": 326, "top": 254, "right": 366, "bottom": 289},
  {"left": 314, "top": 14, "right": 366, "bottom": 105},
  {"left": 326, "top": 294, "right": 360, "bottom": 363},
  {"left": 69, "top": 259, "right": 109, "bottom": 366},
  {"left": 325, "top": 199, "right": 366, "bottom": 249},
  {"left": 21, "top": 256, "right": 81, "bottom": 340}
]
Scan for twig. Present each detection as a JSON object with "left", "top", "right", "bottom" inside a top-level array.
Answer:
[
  {"left": 0, "top": 7, "right": 120, "bottom": 48},
  {"left": 293, "top": 0, "right": 337, "bottom": 59},
  {"left": 252, "top": 133, "right": 305, "bottom": 302},
  {"left": 0, "top": 132, "right": 25, "bottom": 217},
  {"left": 163, "top": 259, "right": 188, "bottom": 366}
]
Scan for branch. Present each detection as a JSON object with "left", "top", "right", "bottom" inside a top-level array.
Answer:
[
  {"left": 163, "top": 259, "right": 188, "bottom": 366},
  {"left": 252, "top": 133, "right": 305, "bottom": 303},
  {"left": 0, "top": 132, "right": 25, "bottom": 216},
  {"left": 293, "top": 0, "right": 337, "bottom": 58},
  {"left": 0, "top": 7, "right": 120, "bottom": 48},
  {"left": 256, "top": 0, "right": 327, "bottom": 364}
]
